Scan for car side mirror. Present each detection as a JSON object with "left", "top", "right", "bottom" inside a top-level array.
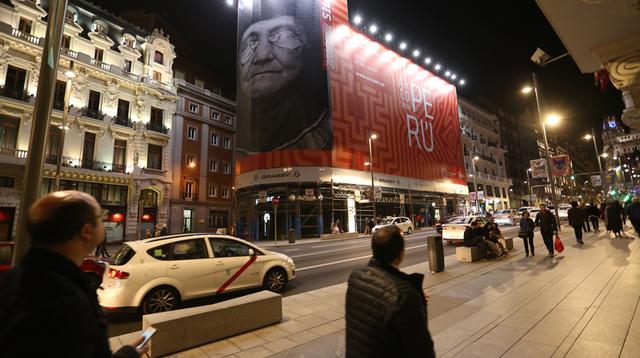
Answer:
[{"left": 248, "top": 248, "right": 255, "bottom": 256}]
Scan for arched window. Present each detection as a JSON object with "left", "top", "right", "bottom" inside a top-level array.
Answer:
[{"left": 154, "top": 50, "right": 164, "bottom": 65}]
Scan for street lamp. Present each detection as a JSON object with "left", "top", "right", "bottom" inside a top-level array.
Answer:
[
  {"left": 54, "top": 61, "right": 75, "bottom": 190},
  {"left": 521, "top": 74, "right": 561, "bottom": 228},
  {"left": 367, "top": 132, "right": 378, "bottom": 220},
  {"left": 583, "top": 128, "right": 607, "bottom": 198},
  {"left": 472, "top": 155, "right": 479, "bottom": 213},
  {"left": 526, "top": 168, "right": 533, "bottom": 205}
]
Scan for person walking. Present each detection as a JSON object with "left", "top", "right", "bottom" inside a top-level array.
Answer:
[
  {"left": 625, "top": 197, "right": 640, "bottom": 237},
  {"left": 535, "top": 204, "right": 558, "bottom": 257},
  {"left": 0, "top": 191, "right": 147, "bottom": 357},
  {"left": 346, "top": 226, "right": 435, "bottom": 357},
  {"left": 519, "top": 211, "right": 535, "bottom": 257},
  {"left": 568, "top": 201, "right": 586, "bottom": 245},
  {"left": 580, "top": 203, "right": 591, "bottom": 232},
  {"left": 588, "top": 203, "right": 600, "bottom": 233},
  {"left": 94, "top": 238, "right": 110, "bottom": 258},
  {"left": 606, "top": 201, "right": 624, "bottom": 238}
]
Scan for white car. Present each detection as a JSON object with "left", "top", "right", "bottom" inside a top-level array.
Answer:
[
  {"left": 442, "top": 216, "right": 491, "bottom": 243},
  {"left": 98, "top": 233, "right": 296, "bottom": 314},
  {"left": 493, "top": 209, "right": 519, "bottom": 226},
  {"left": 518, "top": 206, "right": 535, "bottom": 214},
  {"left": 372, "top": 216, "right": 414, "bottom": 234},
  {"left": 557, "top": 205, "right": 571, "bottom": 219}
]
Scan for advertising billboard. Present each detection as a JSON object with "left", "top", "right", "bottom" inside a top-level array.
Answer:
[
  {"left": 530, "top": 159, "right": 548, "bottom": 179},
  {"left": 236, "top": 0, "right": 465, "bottom": 190}
]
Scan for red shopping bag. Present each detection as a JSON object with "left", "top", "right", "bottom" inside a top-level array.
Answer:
[{"left": 554, "top": 235, "right": 564, "bottom": 253}]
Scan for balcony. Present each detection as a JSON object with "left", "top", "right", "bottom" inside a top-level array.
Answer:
[
  {"left": 121, "top": 70, "right": 139, "bottom": 82},
  {"left": 145, "top": 121, "right": 169, "bottom": 134},
  {"left": 60, "top": 47, "right": 78, "bottom": 59},
  {"left": 90, "top": 58, "right": 111, "bottom": 71},
  {"left": 80, "top": 107, "right": 105, "bottom": 120},
  {"left": 10, "top": 27, "right": 41, "bottom": 45},
  {"left": 0, "top": 86, "right": 28, "bottom": 101},
  {"left": 58, "top": 156, "right": 128, "bottom": 173},
  {"left": 113, "top": 116, "right": 134, "bottom": 128},
  {"left": 181, "top": 191, "right": 198, "bottom": 201},
  {"left": 0, "top": 146, "right": 27, "bottom": 158}
]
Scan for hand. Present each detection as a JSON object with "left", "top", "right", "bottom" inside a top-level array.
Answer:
[
  {"left": 423, "top": 291, "right": 430, "bottom": 303},
  {"left": 130, "top": 336, "right": 149, "bottom": 356}
]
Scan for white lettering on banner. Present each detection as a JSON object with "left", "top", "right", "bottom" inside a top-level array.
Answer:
[
  {"left": 410, "top": 83, "right": 434, "bottom": 119},
  {"left": 406, "top": 114, "right": 434, "bottom": 152},
  {"left": 321, "top": 0, "right": 332, "bottom": 21}
]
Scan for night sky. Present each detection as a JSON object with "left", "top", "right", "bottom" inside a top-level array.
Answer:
[{"left": 93, "top": 0, "right": 624, "bottom": 141}]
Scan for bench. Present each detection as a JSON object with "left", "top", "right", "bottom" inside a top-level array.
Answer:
[
  {"left": 142, "top": 290, "right": 282, "bottom": 358},
  {"left": 498, "top": 237, "right": 514, "bottom": 250},
  {"left": 456, "top": 246, "right": 484, "bottom": 262}
]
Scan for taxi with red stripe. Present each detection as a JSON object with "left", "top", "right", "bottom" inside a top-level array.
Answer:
[{"left": 97, "top": 233, "right": 295, "bottom": 314}]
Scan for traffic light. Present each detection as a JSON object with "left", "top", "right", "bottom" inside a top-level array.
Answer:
[{"left": 570, "top": 175, "right": 576, "bottom": 180}]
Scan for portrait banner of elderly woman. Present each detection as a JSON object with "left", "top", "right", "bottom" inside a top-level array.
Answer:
[{"left": 237, "top": 0, "right": 332, "bottom": 155}]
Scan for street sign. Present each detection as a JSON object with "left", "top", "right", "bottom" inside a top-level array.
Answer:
[
  {"left": 550, "top": 155, "right": 572, "bottom": 176},
  {"left": 591, "top": 175, "right": 602, "bottom": 187},
  {"left": 470, "top": 191, "right": 485, "bottom": 200},
  {"left": 259, "top": 191, "right": 267, "bottom": 203},
  {"left": 272, "top": 197, "right": 280, "bottom": 206}
]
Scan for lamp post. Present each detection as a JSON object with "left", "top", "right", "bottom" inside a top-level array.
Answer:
[
  {"left": 522, "top": 74, "right": 561, "bottom": 229},
  {"left": 526, "top": 168, "right": 533, "bottom": 205},
  {"left": 583, "top": 128, "right": 607, "bottom": 199},
  {"left": 472, "top": 155, "right": 479, "bottom": 213},
  {"left": 54, "top": 61, "right": 75, "bottom": 190},
  {"left": 367, "top": 132, "right": 378, "bottom": 221}
]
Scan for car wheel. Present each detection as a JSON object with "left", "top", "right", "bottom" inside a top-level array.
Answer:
[
  {"left": 263, "top": 268, "right": 287, "bottom": 293},
  {"left": 407, "top": 227, "right": 413, "bottom": 234},
  {"left": 142, "top": 286, "right": 180, "bottom": 314}
]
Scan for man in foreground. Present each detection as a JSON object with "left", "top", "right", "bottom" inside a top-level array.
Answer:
[
  {"left": 345, "top": 226, "right": 435, "bottom": 357},
  {"left": 0, "top": 191, "right": 146, "bottom": 357},
  {"left": 536, "top": 203, "right": 558, "bottom": 257}
]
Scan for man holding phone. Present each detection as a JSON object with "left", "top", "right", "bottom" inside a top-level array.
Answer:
[{"left": 0, "top": 191, "right": 149, "bottom": 357}]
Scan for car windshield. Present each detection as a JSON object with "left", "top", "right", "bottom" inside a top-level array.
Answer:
[
  {"left": 113, "top": 244, "right": 135, "bottom": 266},
  {"left": 447, "top": 217, "right": 467, "bottom": 224},
  {"left": 380, "top": 219, "right": 394, "bottom": 225}
]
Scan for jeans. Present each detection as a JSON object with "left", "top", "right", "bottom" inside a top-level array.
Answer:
[
  {"left": 573, "top": 225, "right": 584, "bottom": 243},
  {"left": 522, "top": 232, "right": 534, "bottom": 256},
  {"left": 541, "top": 230, "right": 554, "bottom": 254}
]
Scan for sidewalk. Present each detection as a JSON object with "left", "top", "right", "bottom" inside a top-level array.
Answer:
[{"left": 111, "top": 226, "right": 640, "bottom": 357}]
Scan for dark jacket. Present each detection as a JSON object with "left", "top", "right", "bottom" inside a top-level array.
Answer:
[
  {"left": 568, "top": 207, "right": 586, "bottom": 227},
  {"left": 463, "top": 226, "right": 482, "bottom": 246},
  {"left": 346, "top": 259, "right": 435, "bottom": 358},
  {"left": 606, "top": 203, "right": 623, "bottom": 231},
  {"left": 625, "top": 202, "right": 640, "bottom": 222},
  {"left": 535, "top": 210, "right": 558, "bottom": 232},
  {"left": 519, "top": 217, "right": 535, "bottom": 233},
  {"left": 0, "top": 248, "right": 137, "bottom": 358},
  {"left": 587, "top": 205, "right": 600, "bottom": 218}
]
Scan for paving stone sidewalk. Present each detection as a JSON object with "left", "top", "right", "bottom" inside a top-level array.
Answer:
[{"left": 111, "top": 226, "right": 640, "bottom": 357}]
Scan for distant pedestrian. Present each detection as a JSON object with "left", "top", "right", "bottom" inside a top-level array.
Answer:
[
  {"left": 0, "top": 191, "right": 147, "bottom": 357},
  {"left": 415, "top": 214, "right": 422, "bottom": 229},
  {"left": 364, "top": 218, "right": 371, "bottom": 235},
  {"left": 606, "top": 201, "right": 624, "bottom": 238},
  {"left": 588, "top": 203, "right": 600, "bottom": 232},
  {"left": 625, "top": 197, "right": 640, "bottom": 238},
  {"left": 145, "top": 228, "right": 153, "bottom": 239},
  {"left": 160, "top": 224, "right": 168, "bottom": 236},
  {"left": 94, "top": 238, "right": 110, "bottom": 258},
  {"left": 535, "top": 204, "right": 558, "bottom": 257},
  {"left": 519, "top": 211, "right": 535, "bottom": 257},
  {"left": 568, "top": 201, "right": 585, "bottom": 245},
  {"left": 346, "top": 226, "right": 435, "bottom": 357},
  {"left": 580, "top": 203, "right": 591, "bottom": 232}
]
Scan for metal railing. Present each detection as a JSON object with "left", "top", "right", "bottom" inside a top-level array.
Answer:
[
  {"left": 114, "top": 116, "right": 134, "bottom": 128},
  {"left": 145, "top": 121, "right": 169, "bottom": 134},
  {"left": 180, "top": 191, "right": 198, "bottom": 201},
  {"left": 80, "top": 107, "right": 105, "bottom": 120},
  {"left": 90, "top": 58, "right": 111, "bottom": 71}
]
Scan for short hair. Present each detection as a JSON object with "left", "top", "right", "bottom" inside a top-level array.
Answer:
[
  {"left": 571, "top": 201, "right": 578, "bottom": 208},
  {"left": 371, "top": 226, "right": 404, "bottom": 264},
  {"left": 27, "top": 194, "right": 99, "bottom": 246}
]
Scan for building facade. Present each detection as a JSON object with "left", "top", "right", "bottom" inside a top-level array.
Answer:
[
  {"left": 459, "top": 98, "right": 513, "bottom": 213},
  {"left": 170, "top": 78, "right": 235, "bottom": 234},
  {"left": 0, "top": 0, "right": 177, "bottom": 242}
]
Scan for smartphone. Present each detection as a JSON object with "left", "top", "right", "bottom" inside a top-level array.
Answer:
[{"left": 137, "top": 327, "right": 157, "bottom": 349}]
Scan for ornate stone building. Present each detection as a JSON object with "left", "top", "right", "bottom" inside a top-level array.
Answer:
[{"left": 0, "top": 0, "right": 177, "bottom": 242}]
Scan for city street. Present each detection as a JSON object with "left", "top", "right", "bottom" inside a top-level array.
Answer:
[{"left": 106, "top": 225, "right": 519, "bottom": 336}]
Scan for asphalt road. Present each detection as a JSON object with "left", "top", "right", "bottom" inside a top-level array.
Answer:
[{"left": 106, "top": 225, "right": 519, "bottom": 337}]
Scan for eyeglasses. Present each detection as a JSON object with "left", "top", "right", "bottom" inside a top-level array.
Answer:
[{"left": 240, "top": 29, "right": 305, "bottom": 65}]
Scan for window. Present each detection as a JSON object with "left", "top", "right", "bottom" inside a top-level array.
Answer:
[
  {"left": 93, "top": 21, "right": 107, "bottom": 34},
  {"left": 209, "top": 238, "right": 252, "bottom": 258},
  {"left": 185, "top": 154, "right": 196, "bottom": 168},
  {"left": 208, "top": 184, "right": 217, "bottom": 197},
  {"left": 209, "top": 211, "right": 228, "bottom": 229},
  {"left": 209, "top": 159, "right": 218, "bottom": 172},
  {"left": 188, "top": 102, "right": 199, "bottom": 114},
  {"left": 45, "top": 125, "right": 61, "bottom": 163},
  {"left": 53, "top": 80, "right": 66, "bottom": 110},
  {"left": 195, "top": 78, "right": 205, "bottom": 88},
  {"left": 61, "top": 35, "right": 71, "bottom": 49},
  {"left": 113, "top": 139, "right": 126, "bottom": 173},
  {"left": 147, "top": 144, "right": 162, "bottom": 170},
  {"left": 153, "top": 71, "right": 162, "bottom": 82},
  {"left": 222, "top": 186, "right": 229, "bottom": 198},
  {"left": 223, "top": 115, "right": 233, "bottom": 125},
  {"left": 87, "top": 90, "right": 101, "bottom": 117},
  {"left": 122, "top": 36, "right": 135, "bottom": 48},
  {"left": 175, "top": 70, "right": 185, "bottom": 80},
  {"left": 4, "top": 66, "right": 27, "bottom": 100},
  {"left": 502, "top": 188, "right": 507, "bottom": 198},
  {"left": 94, "top": 48, "right": 104, "bottom": 61},
  {"left": 18, "top": 17, "right": 32, "bottom": 34},
  {"left": 183, "top": 210, "right": 193, "bottom": 233},
  {"left": 117, "top": 99, "right": 130, "bottom": 119},
  {"left": 184, "top": 180, "right": 195, "bottom": 199},
  {"left": 147, "top": 239, "right": 207, "bottom": 261},
  {"left": 0, "top": 176, "right": 14, "bottom": 188},
  {"left": 186, "top": 125, "right": 197, "bottom": 141},
  {"left": 123, "top": 59, "right": 132, "bottom": 72},
  {"left": 210, "top": 133, "right": 219, "bottom": 146},
  {"left": 223, "top": 137, "right": 231, "bottom": 149},
  {"left": 211, "top": 111, "right": 220, "bottom": 121},
  {"left": 150, "top": 107, "right": 163, "bottom": 126},
  {"left": 222, "top": 162, "right": 230, "bottom": 174},
  {"left": 0, "top": 116, "right": 19, "bottom": 150},
  {"left": 81, "top": 132, "right": 96, "bottom": 169},
  {"left": 154, "top": 50, "right": 164, "bottom": 64}
]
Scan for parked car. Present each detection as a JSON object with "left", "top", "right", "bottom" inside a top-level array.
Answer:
[
  {"left": 372, "top": 216, "right": 414, "bottom": 234},
  {"left": 442, "top": 216, "right": 491, "bottom": 244},
  {"left": 493, "top": 209, "right": 520, "bottom": 226},
  {"left": 518, "top": 206, "right": 535, "bottom": 214},
  {"left": 81, "top": 258, "right": 107, "bottom": 286},
  {"left": 98, "top": 233, "right": 296, "bottom": 314},
  {"left": 557, "top": 204, "right": 571, "bottom": 219}
]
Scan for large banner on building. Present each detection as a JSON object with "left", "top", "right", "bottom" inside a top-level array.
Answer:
[
  {"left": 236, "top": 0, "right": 465, "bottom": 187},
  {"left": 550, "top": 155, "right": 572, "bottom": 176}
]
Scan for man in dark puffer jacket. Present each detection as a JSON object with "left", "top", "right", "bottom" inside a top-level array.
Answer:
[{"left": 345, "top": 226, "right": 435, "bottom": 357}]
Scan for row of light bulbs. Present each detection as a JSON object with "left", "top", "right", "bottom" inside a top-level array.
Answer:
[{"left": 352, "top": 14, "right": 466, "bottom": 86}]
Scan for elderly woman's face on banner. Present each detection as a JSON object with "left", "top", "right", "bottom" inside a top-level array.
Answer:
[{"left": 239, "top": 15, "right": 306, "bottom": 98}]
